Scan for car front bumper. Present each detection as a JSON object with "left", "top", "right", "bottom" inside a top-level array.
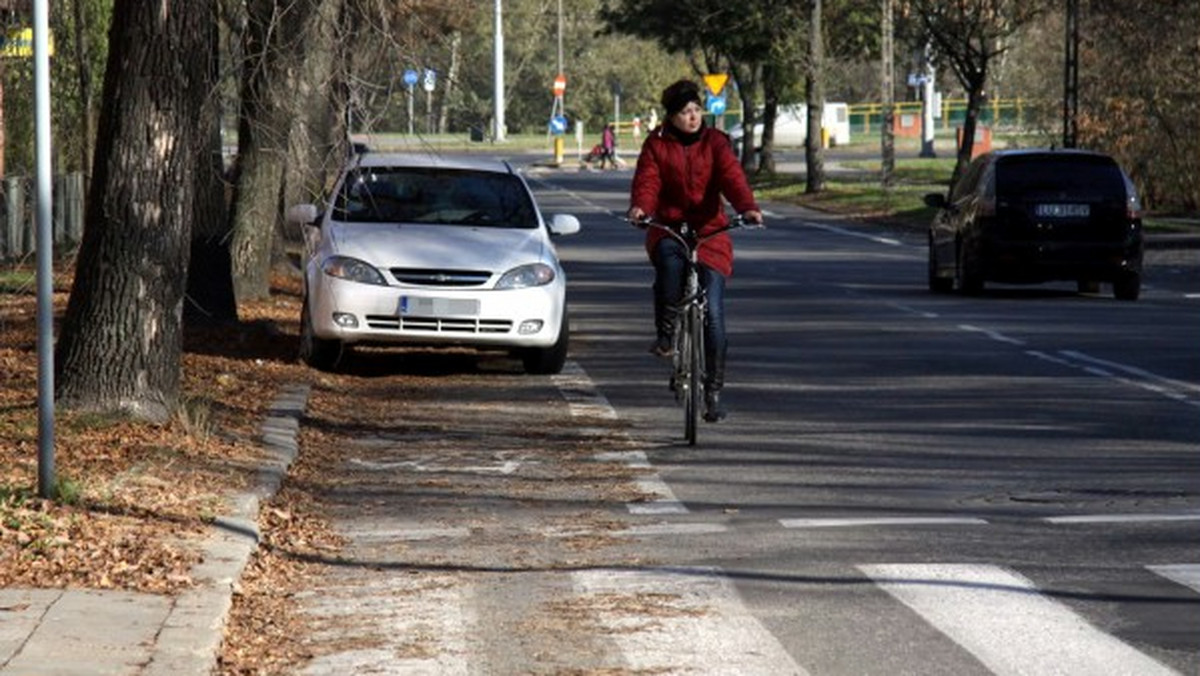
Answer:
[{"left": 308, "top": 275, "right": 566, "bottom": 349}]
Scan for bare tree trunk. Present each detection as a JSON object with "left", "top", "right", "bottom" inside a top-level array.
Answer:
[
  {"left": 230, "top": 0, "right": 347, "bottom": 303},
  {"left": 804, "top": 0, "right": 825, "bottom": 194},
  {"left": 56, "top": 0, "right": 213, "bottom": 422},
  {"left": 733, "top": 62, "right": 761, "bottom": 173},
  {"left": 758, "top": 63, "right": 780, "bottom": 175},
  {"left": 187, "top": 1, "right": 238, "bottom": 326},
  {"left": 439, "top": 31, "right": 462, "bottom": 134},
  {"left": 880, "top": 0, "right": 895, "bottom": 188},
  {"left": 952, "top": 84, "right": 986, "bottom": 189}
]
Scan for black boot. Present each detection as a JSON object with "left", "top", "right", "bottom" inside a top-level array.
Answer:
[
  {"left": 648, "top": 294, "right": 675, "bottom": 357},
  {"left": 703, "top": 389, "right": 726, "bottom": 423},
  {"left": 703, "top": 342, "right": 727, "bottom": 422}
]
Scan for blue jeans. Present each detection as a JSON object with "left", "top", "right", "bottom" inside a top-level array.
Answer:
[{"left": 652, "top": 237, "right": 727, "bottom": 390}]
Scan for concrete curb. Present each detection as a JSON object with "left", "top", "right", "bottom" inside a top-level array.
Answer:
[{"left": 146, "top": 382, "right": 310, "bottom": 675}]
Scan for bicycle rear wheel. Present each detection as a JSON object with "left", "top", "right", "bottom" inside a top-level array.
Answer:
[{"left": 683, "top": 304, "right": 703, "bottom": 445}]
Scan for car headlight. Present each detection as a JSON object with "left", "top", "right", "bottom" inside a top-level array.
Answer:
[
  {"left": 496, "top": 263, "right": 555, "bottom": 289},
  {"left": 321, "top": 255, "right": 387, "bottom": 285}
]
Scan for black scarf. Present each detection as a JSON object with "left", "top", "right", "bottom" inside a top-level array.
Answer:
[{"left": 665, "top": 121, "right": 704, "bottom": 146}]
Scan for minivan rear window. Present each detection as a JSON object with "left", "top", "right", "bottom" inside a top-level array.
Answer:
[{"left": 996, "top": 155, "right": 1125, "bottom": 200}]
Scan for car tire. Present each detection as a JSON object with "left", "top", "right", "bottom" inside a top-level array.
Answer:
[
  {"left": 521, "top": 311, "right": 569, "bottom": 375},
  {"left": 956, "top": 239, "right": 985, "bottom": 295},
  {"left": 928, "top": 238, "right": 953, "bottom": 293},
  {"left": 1113, "top": 272, "right": 1141, "bottom": 301},
  {"left": 300, "top": 300, "right": 343, "bottom": 371}
]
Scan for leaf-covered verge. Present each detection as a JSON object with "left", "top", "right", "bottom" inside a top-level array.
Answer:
[{"left": 0, "top": 263, "right": 310, "bottom": 594}]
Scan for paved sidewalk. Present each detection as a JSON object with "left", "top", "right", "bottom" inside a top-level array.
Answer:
[{"left": 0, "top": 384, "right": 310, "bottom": 676}]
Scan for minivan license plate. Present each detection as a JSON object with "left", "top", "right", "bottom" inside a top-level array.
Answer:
[
  {"left": 1035, "top": 203, "right": 1090, "bottom": 218},
  {"left": 400, "top": 296, "right": 480, "bottom": 316}
]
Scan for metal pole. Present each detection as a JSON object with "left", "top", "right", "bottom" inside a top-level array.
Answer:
[
  {"left": 1063, "top": 0, "right": 1079, "bottom": 148},
  {"left": 493, "top": 0, "right": 506, "bottom": 141},
  {"left": 34, "top": 0, "right": 55, "bottom": 498}
]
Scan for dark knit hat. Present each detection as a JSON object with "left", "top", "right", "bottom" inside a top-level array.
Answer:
[{"left": 661, "top": 79, "right": 703, "bottom": 116}]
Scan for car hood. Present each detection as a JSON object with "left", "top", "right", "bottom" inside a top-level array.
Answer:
[{"left": 323, "top": 221, "right": 551, "bottom": 272}]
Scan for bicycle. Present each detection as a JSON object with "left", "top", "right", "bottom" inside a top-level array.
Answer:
[{"left": 629, "top": 214, "right": 762, "bottom": 445}]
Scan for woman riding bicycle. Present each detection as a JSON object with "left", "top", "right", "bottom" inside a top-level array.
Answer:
[{"left": 626, "top": 78, "right": 764, "bottom": 423}]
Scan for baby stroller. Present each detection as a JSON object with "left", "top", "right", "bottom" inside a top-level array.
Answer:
[{"left": 582, "top": 143, "right": 606, "bottom": 166}]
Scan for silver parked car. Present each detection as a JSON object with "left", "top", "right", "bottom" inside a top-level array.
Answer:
[{"left": 287, "top": 152, "right": 581, "bottom": 373}]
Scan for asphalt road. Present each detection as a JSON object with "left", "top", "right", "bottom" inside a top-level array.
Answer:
[
  {"left": 529, "top": 164, "right": 1200, "bottom": 673},
  {"left": 269, "top": 156, "right": 1200, "bottom": 675}
]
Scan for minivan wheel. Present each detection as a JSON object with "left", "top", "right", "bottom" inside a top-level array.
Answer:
[
  {"left": 955, "top": 243, "right": 985, "bottom": 295},
  {"left": 300, "top": 301, "right": 343, "bottom": 370},
  {"left": 928, "top": 240, "right": 953, "bottom": 293},
  {"left": 1113, "top": 272, "right": 1141, "bottom": 301}
]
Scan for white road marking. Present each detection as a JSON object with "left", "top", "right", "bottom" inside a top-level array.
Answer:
[
  {"left": 299, "top": 573, "right": 471, "bottom": 676},
  {"left": 958, "top": 323, "right": 1027, "bottom": 346},
  {"left": 1044, "top": 511, "right": 1200, "bottom": 525},
  {"left": 347, "top": 457, "right": 522, "bottom": 474},
  {"left": 780, "top": 517, "right": 988, "bottom": 529},
  {"left": 623, "top": 522, "right": 729, "bottom": 536},
  {"left": 887, "top": 301, "right": 939, "bottom": 318},
  {"left": 559, "top": 365, "right": 691, "bottom": 515},
  {"left": 859, "top": 563, "right": 1180, "bottom": 676},
  {"left": 553, "top": 361, "right": 619, "bottom": 420},
  {"left": 805, "top": 220, "right": 905, "bottom": 247},
  {"left": 1028, "top": 349, "right": 1200, "bottom": 408},
  {"left": 571, "top": 568, "right": 810, "bottom": 675},
  {"left": 1148, "top": 564, "right": 1200, "bottom": 595}
]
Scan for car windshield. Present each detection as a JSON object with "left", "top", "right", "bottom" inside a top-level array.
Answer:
[
  {"left": 996, "top": 155, "right": 1125, "bottom": 200},
  {"left": 332, "top": 167, "right": 538, "bottom": 228}
]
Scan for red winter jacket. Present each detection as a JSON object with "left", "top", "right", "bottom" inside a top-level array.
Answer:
[{"left": 629, "top": 124, "right": 760, "bottom": 277}]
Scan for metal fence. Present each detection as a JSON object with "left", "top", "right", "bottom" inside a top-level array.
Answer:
[{"left": 1, "top": 172, "right": 86, "bottom": 260}]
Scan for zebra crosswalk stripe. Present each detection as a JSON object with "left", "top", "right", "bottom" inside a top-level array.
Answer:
[
  {"left": 1148, "top": 564, "right": 1200, "bottom": 595},
  {"left": 858, "top": 563, "right": 1180, "bottom": 676},
  {"left": 571, "top": 567, "right": 809, "bottom": 675}
]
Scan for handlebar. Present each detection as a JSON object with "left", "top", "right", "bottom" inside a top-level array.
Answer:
[{"left": 626, "top": 214, "right": 764, "bottom": 247}]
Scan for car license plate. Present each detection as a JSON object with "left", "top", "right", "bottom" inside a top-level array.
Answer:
[
  {"left": 399, "top": 296, "right": 480, "bottom": 317},
  {"left": 1034, "top": 203, "right": 1090, "bottom": 218}
]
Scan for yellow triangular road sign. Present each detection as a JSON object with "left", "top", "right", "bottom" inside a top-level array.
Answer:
[{"left": 703, "top": 73, "right": 728, "bottom": 96}]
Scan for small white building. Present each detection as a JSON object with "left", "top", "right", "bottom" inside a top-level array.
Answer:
[{"left": 730, "top": 102, "right": 851, "bottom": 148}]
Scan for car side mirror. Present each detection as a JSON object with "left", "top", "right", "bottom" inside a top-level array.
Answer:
[
  {"left": 286, "top": 203, "right": 320, "bottom": 225},
  {"left": 548, "top": 213, "right": 581, "bottom": 236},
  {"left": 923, "top": 193, "right": 948, "bottom": 209}
]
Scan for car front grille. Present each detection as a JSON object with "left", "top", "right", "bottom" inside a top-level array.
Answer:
[
  {"left": 365, "top": 315, "right": 512, "bottom": 334},
  {"left": 390, "top": 268, "right": 492, "bottom": 287}
]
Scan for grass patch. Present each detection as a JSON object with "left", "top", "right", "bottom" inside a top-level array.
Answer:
[{"left": 753, "top": 157, "right": 951, "bottom": 229}]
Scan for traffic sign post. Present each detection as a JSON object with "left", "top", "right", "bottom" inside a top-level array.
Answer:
[
  {"left": 551, "top": 75, "right": 567, "bottom": 165},
  {"left": 423, "top": 69, "right": 436, "bottom": 134},
  {"left": 403, "top": 69, "right": 418, "bottom": 135}
]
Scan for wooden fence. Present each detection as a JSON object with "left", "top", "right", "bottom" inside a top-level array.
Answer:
[{"left": 1, "top": 172, "right": 86, "bottom": 260}]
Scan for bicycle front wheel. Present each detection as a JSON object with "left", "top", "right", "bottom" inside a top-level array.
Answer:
[{"left": 683, "top": 303, "right": 704, "bottom": 445}]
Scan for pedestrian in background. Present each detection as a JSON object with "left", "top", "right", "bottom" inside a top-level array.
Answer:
[{"left": 600, "top": 122, "right": 617, "bottom": 169}]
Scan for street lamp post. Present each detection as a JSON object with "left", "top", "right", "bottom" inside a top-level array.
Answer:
[
  {"left": 1063, "top": 0, "right": 1079, "bottom": 148},
  {"left": 493, "top": 0, "right": 505, "bottom": 142}
]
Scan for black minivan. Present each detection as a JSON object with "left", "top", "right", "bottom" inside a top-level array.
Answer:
[{"left": 924, "top": 149, "right": 1144, "bottom": 300}]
